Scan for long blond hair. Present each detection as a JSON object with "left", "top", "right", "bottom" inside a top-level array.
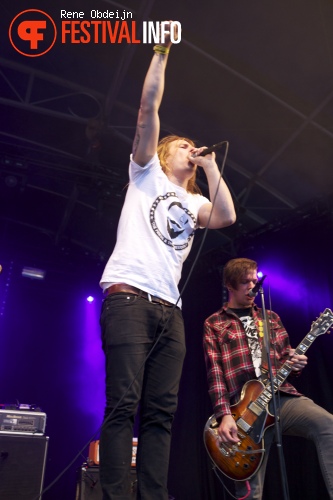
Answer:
[{"left": 157, "top": 135, "right": 202, "bottom": 194}]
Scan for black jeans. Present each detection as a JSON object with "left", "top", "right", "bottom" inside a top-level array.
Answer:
[{"left": 99, "top": 293, "right": 186, "bottom": 500}]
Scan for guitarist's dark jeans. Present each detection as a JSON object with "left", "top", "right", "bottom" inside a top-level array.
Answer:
[
  {"left": 99, "top": 294, "right": 186, "bottom": 500},
  {"left": 235, "top": 394, "right": 333, "bottom": 499}
]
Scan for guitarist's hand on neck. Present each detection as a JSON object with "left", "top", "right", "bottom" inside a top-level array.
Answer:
[
  {"left": 288, "top": 349, "right": 308, "bottom": 371},
  {"left": 218, "top": 415, "right": 240, "bottom": 444}
]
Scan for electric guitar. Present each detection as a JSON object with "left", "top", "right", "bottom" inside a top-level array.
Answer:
[{"left": 203, "top": 308, "right": 333, "bottom": 481}]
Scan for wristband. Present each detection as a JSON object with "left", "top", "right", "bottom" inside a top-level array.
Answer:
[{"left": 153, "top": 44, "right": 170, "bottom": 55}]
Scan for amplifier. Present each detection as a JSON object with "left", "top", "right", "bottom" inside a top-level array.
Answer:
[
  {"left": 0, "top": 409, "right": 46, "bottom": 435},
  {"left": 0, "top": 434, "right": 49, "bottom": 500},
  {"left": 76, "top": 465, "right": 137, "bottom": 500}
]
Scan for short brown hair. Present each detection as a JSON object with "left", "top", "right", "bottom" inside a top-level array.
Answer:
[
  {"left": 157, "top": 135, "right": 201, "bottom": 195},
  {"left": 223, "top": 258, "right": 258, "bottom": 289}
]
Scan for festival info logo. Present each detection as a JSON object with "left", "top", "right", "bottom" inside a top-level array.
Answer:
[{"left": 9, "top": 9, "right": 57, "bottom": 57}]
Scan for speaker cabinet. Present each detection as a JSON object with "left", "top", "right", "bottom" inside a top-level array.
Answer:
[
  {"left": 0, "top": 434, "right": 49, "bottom": 500},
  {"left": 76, "top": 465, "right": 137, "bottom": 500}
]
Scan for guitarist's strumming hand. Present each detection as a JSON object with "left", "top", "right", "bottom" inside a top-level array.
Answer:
[
  {"left": 288, "top": 349, "right": 308, "bottom": 371},
  {"left": 218, "top": 414, "right": 239, "bottom": 444}
]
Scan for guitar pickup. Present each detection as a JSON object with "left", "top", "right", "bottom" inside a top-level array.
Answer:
[
  {"left": 236, "top": 417, "right": 252, "bottom": 433},
  {"left": 247, "top": 401, "right": 264, "bottom": 417}
]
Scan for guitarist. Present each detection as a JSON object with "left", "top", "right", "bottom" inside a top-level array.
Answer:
[{"left": 203, "top": 257, "right": 333, "bottom": 499}]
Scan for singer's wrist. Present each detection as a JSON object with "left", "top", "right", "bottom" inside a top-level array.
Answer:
[{"left": 153, "top": 44, "right": 170, "bottom": 55}]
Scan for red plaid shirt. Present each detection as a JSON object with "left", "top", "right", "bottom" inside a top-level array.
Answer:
[{"left": 203, "top": 303, "right": 302, "bottom": 419}]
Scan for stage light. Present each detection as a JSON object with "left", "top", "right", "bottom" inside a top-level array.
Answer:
[
  {"left": 257, "top": 271, "right": 263, "bottom": 278},
  {"left": 21, "top": 267, "right": 46, "bottom": 280},
  {"left": 87, "top": 296, "right": 94, "bottom": 302}
]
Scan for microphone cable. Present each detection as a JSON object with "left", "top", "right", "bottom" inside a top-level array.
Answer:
[{"left": 32, "top": 140, "right": 231, "bottom": 500}]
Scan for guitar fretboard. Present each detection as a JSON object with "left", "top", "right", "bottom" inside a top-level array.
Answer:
[{"left": 249, "top": 309, "right": 333, "bottom": 416}]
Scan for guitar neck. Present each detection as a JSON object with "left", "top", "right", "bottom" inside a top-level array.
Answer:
[
  {"left": 268, "top": 330, "right": 316, "bottom": 392},
  {"left": 251, "top": 320, "right": 326, "bottom": 414}
]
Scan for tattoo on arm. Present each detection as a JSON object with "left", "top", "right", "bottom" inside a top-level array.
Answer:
[
  {"left": 132, "top": 122, "right": 147, "bottom": 156},
  {"left": 132, "top": 128, "right": 140, "bottom": 156}
]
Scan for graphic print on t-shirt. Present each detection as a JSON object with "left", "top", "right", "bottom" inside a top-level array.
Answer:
[
  {"left": 150, "top": 192, "right": 197, "bottom": 250},
  {"left": 239, "top": 314, "right": 262, "bottom": 378}
]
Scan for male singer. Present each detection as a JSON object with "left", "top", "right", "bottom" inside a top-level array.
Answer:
[{"left": 99, "top": 22, "right": 236, "bottom": 499}]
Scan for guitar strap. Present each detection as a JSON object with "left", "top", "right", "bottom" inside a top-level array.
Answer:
[
  {"left": 258, "top": 311, "right": 270, "bottom": 384},
  {"left": 260, "top": 354, "right": 269, "bottom": 384}
]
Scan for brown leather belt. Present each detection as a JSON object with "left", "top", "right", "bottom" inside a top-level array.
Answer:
[{"left": 105, "top": 283, "right": 174, "bottom": 307}]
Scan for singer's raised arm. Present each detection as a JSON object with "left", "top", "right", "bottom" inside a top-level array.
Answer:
[{"left": 132, "top": 23, "right": 174, "bottom": 167}]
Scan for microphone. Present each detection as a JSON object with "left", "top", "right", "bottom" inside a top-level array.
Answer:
[
  {"left": 248, "top": 275, "right": 267, "bottom": 298},
  {"left": 198, "top": 141, "right": 226, "bottom": 156}
]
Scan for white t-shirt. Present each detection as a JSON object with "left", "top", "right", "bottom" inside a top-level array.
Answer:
[{"left": 100, "top": 153, "right": 209, "bottom": 307}]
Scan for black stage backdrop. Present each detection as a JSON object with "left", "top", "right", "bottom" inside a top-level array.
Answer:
[{"left": 1, "top": 215, "right": 332, "bottom": 500}]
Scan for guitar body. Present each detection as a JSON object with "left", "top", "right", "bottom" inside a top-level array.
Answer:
[
  {"left": 203, "top": 308, "right": 333, "bottom": 482},
  {"left": 204, "top": 379, "right": 275, "bottom": 481}
]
